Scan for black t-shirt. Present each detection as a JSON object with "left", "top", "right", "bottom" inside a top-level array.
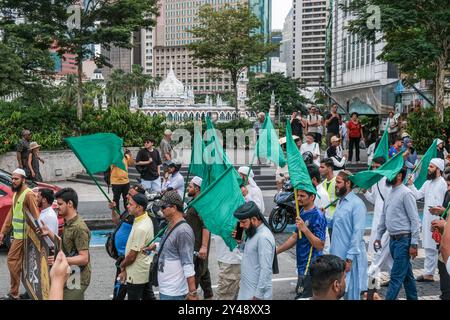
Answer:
[
  {"left": 185, "top": 206, "right": 206, "bottom": 252},
  {"left": 325, "top": 113, "right": 341, "bottom": 135},
  {"left": 291, "top": 118, "right": 303, "bottom": 137},
  {"left": 135, "top": 148, "right": 162, "bottom": 180}
]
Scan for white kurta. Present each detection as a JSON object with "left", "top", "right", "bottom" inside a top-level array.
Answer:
[
  {"left": 409, "top": 177, "right": 447, "bottom": 249},
  {"left": 364, "top": 177, "right": 391, "bottom": 256},
  {"left": 246, "top": 184, "right": 265, "bottom": 215},
  {"left": 315, "top": 184, "right": 330, "bottom": 215}
]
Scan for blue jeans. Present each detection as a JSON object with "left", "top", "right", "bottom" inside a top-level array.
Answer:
[
  {"left": 159, "top": 293, "right": 186, "bottom": 300},
  {"left": 386, "top": 236, "right": 418, "bottom": 300},
  {"left": 141, "top": 178, "right": 161, "bottom": 193}
]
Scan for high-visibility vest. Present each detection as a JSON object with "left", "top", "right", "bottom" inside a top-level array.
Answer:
[
  {"left": 12, "top": 188, "right": 32, "bottom": 240},
  {"left": 323, "top": 177, "right": 337, "bottom": 217}
]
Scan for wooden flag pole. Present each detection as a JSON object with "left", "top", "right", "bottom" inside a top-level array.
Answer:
[{"left": 293, "top": 188, "right": 302, "bottom": 239}]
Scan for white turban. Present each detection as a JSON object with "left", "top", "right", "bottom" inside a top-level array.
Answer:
[
  {"left": 191, "top": 176, "right": 203, "bottom": 188},
  {"left": 437, "top": 138, "right": 444, "bottom": 145},
  {"left": 238, "top": 166, "right": 254, "bottom": 178},
  {"left": 430, "top": 158, "right": 445, "bottom": 172},
  {"left": 12, "top": 168, "right": 26, "bottom": 177}
]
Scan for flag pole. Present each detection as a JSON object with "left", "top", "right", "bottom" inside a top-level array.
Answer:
[
  {"left": 85, "top": 169, "right": 121, "bottom": 216},
  {"left": 293, "top": 188, "right": 302, "bottom": 239},
  {"left": 405, "top": 138, "right": 437, "bottom": 185}
]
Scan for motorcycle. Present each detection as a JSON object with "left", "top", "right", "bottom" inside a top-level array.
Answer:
[{"left": 269, "top": 174, "right": 297, "bottom": 233}]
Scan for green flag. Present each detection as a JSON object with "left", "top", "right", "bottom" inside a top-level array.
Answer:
[
  {"left": 188, "top": 122, "right": 206, "bottom": 178},
  {"left": 372, "top": 120, "right": 389, "bottom": 162},
  {"left": 413, "top": 139, "right": 437, "bottom": 189},
  {"left": 349, "top": 150, "right": 406, "bottom": 190},
  {"left": 285, "top": 119, "right": 316, "bottom": 194},
  {"left": 255, "top": 113, "right": 287, "bottom": 167},
  {"left": 203, "top": 117, "right": 241, "bottom": 188},
  {"left": 65, "top": 133, "right": 126, "bottom": 174},
  {"left": 189, "top": 166, "right": 245, "bottom": 251}
]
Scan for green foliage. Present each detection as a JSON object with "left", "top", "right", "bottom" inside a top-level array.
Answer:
[
  {"left": 187, "top": 3, "right": 279, "bottom": 110},
  {"left": 0, "top": 101, "right": 166, "bottom": 155},
  {"left": 345, "top": 0, "right": 450, "bottom": 118},
  {"left": 406, "top": 108, "right": 445, "bottom": 154},
  {"left": 248, "top": 73, "right": 308, "bottom": 116}
]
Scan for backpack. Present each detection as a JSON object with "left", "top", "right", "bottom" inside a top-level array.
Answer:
[{"left": 105, "top": 222, "right": 121, "bottom": 260}]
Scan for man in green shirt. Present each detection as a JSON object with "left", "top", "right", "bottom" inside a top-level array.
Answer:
[{"left": 41, "top": 187, "right": 91, "bottom": 300}]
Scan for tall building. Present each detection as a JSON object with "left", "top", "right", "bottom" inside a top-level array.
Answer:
[
  {"left": 330, "top": 0, "right": 398, "bottom": 114},
  {"left": 154, "top": 0, "right": 271, "bottom": 95},
  {"left": 280, "top": 8, "right": 293, "bottom": 77},
  {"left": 292, "top": 0, "right": 329, "bottom": 87},
  {"left": 249, "top": 0, "right": 272, "bottom": 73}
]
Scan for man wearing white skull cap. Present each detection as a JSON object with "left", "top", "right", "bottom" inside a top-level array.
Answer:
[
  {"left": 238, "top": 166, "right": 265, "bottom": 214},
  {"left": 408, "top": 158, "right": 447, "bottom": 281}
]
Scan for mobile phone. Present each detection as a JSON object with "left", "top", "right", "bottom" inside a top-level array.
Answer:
[{"left": 234, "top": 222, "right": 244, "bottom": 240}]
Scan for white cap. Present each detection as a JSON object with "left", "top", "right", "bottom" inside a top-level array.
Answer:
[
  {"left": 437, "top": 138, "right": 444, "bottom": 145},
  {"left": 191, "top": 176, "right": 203, "bottom": 188},
  {"left": 12, "top": 168, "right": 26, "bottom": 177},
  {"left": 430, "top": 158, "right": 445, "bottom": 172},
  {"left": 238, "top": 166, "right": 254, "bottom": 178},
  {"left": 164, "top": 129, "right": 173, "bottom": 135}
]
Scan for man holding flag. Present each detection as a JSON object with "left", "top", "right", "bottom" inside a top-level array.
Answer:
[{"left": 408, "top": 158, "right": 447, "bottom": 282}]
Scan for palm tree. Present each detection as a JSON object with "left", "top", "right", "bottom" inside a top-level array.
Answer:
[{"left": 59, "top": 74, "right": 78, "bottom": 107}]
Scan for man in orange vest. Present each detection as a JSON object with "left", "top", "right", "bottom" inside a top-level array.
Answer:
[{"left": 0, "top": 168, "right": 40, "bottom": 300}]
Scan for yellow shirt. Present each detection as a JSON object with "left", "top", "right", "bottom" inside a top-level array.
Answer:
[
  {"left": 125, "top": 214, "right": 154, "bottom": 284},
  {"left": 110, "top": 154, "right": 133, "bottom": 185}
]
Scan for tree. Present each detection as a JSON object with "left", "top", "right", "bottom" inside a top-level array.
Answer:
[
  {"left": 187, "top": 3, "right": 279, "bottom": 113},
  {"left": 248, "top": 73, "right": 308, "bottom": 116},
  {"left": 1, "top": 0, "right": 158, "bottom": 120},
  {"left": 344, "top": 0, "right": 450, "bottom": 120},
  {"left": 59, "top": 74, "right": 78, "bottom": 107}
]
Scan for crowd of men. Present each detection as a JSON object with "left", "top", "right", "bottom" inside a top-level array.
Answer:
[{"left": 1, "top": 114, "right": 450, "bottom": 301}]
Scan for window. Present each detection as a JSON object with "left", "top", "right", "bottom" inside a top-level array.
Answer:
[
  {"left": 366, "top": 41, "right": 370, "bottom": 65},
  {"left": 361, "top": 39, "right": 365, "bottom": 66},
  {"left": 342, "top": 37, "right": 347, "bottom": 72},
  {"left": 371, "top": 42, "right": 375, "bottom": 63},
  {"left": 356, "top": 35, "right": 360, "bottom": 69}
]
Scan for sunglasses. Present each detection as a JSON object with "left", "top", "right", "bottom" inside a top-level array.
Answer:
[{"left": 161, "top": 204, "right": 173, "bottom": 210}]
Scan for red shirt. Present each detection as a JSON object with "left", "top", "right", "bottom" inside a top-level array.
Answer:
[{"left": 347, "top": 120, "right": 362, "bottom": 138}]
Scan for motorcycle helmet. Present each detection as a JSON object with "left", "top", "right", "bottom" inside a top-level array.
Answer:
[{"left": 302, "top": 151, "right": 314, "bottom": 165}]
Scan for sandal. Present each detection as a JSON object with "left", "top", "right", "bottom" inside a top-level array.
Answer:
[
  {"left": 416, "top": 275, "right": 434, "bottom": 282},
  {"left": 0, "top": 294, "right": 19, "bottom": 300}
]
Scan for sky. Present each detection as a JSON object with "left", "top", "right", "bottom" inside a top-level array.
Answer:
[{"left": 271, "top": 0, "right": 293, "bottom": 30}]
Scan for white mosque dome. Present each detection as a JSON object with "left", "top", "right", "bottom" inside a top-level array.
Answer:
[{"left": 154, "top": 63, "right": 185, "bottom": 98}]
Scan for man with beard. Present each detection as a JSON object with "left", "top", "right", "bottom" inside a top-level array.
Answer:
[
  {"left": 37, "top": 188, "right": 58, "bottom": 236},
  {"left": 376, "top": 167, "right": 420, "bottom": 300},
  {"left": 309, "top": 255, "right": 346, "bottom": 300},
  {"left": 185, "top": 177, "right": 213, "bottom": 299},
  {"left": 0, "top": 169, "right": 40, "bottom": 300},
  {"left": 276, "top": 189, "right": 327, "bottom": 299},
  {"left": 233, "top": 201, "right": 276, "bottom": 300},
  {"left": 329, "top": 171, "right": 368, "bottom": 300},
  {"left": 363, "top": 157, "right": 393, "bottom": 285},
  {"left": 408, "top": 158, "right": 447, "bottom": 282}
]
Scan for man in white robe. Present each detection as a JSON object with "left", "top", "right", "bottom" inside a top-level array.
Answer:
[
  {"left": 238, "top": 166, "right": 265, "bottom": 214},
  {"left": 408, "top": 158, "right": 447, "bottom": 281}
]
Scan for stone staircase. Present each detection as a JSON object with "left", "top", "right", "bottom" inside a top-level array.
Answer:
[{"left": 68, "top": 162, "right": 368, "bottom": 191}]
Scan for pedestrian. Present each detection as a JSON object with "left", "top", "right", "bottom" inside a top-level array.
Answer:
[
  {"left": 375, "top": 167, "right": 420, "bottom": 300},
  {"left": 408, "top": 158, "right": 447, "bottom": 282},
  {"left": 37, "top": 188, "right": 59, "bottom": 236},
  {"left": 118, "top": 193, "right": 154, "bottom": 300},
  {"left": 16, "top": 129, "right": 33, "bottom": 173},
  {"left": 307, "top": 106, "right": 322, "bottom": 144},
  {"left": 145, "top": 191, "right": 198, "bottom": 300},
  {"left": 0, "top": 169, "right": 40, "bottom": 300},
  {"left": 108, "top": 184, "right": 158, "bottom": 300},
  {"left": 363, "top": 157, "right": 393, "bottom": 285},
  {"left": 161, "top": 161, "right": 184, "bottom": 198},
  {"left": 300, "top": 133, "right": 321, "bottom": 167},
  {"left": 135, "top": 138, "right": 162, "bottom": 193},
  {"left": 388, "top": 137, "right": 403, "bottom": 158},
  {"left": 403, "top": 137, "right": 418, "bottom": 182},
  {"left": 429, "top": 175, "right": 450, "bottom": 300},
  {"left": 319, "top": 159, "right": 338, "bottom": 253},
  {"left": 325, "top": 104, "right": 342, "bottom": 147},
  {"left": 346, "top": 112, "right": 364, "bottom": 164},
  {"left": 238, "top": 166, "right": 265, "bottom": 214},
  {"left": 111, "top": 148, "right": 134, "bottom": 212},
  {"left": 325, "top": 136, "right": 346, "bottom": 171},
  {"left": 40, "top": 188, "right": 91, "bottom": 300},
  {"left": 160, "top": 129, "right": 174, "bottom": 161},
  {"left": 185, "top": 177, "right": 213, "bottom": 300},
  {"left": 233, "top": 201, "right": 276, "bottom": 300},
  {"left": 436, "top": 139, "right": 447, "bottom": 160},
  {"left": 439, "top": 209, "right": 450, "bottom": 280},
  {"left": 254, "top": 113, "right": 265, "bottom": 164},
  {"left": 330, "top": 170, "right": 368, "bottom": 300},
  {"left": 276, "top": 188, "right": 326, "bottom": 299},
  {"left": 27, "top": 141, "right": 43, "bottom": 182},
  {"left": 387, "top": 111, "right": 399, "bottom": 146},
  {"left": 290, "top": 111, "right": 307, "bottom": 142},
  {"left": 307, "top": 164, "right": 330, "bottom": 213},
  {"left": 214, "top": 235, "right": 242, "bottom": 300},
  {"left": 309, "top": 255, "right": 346, "bottom": 300}
]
